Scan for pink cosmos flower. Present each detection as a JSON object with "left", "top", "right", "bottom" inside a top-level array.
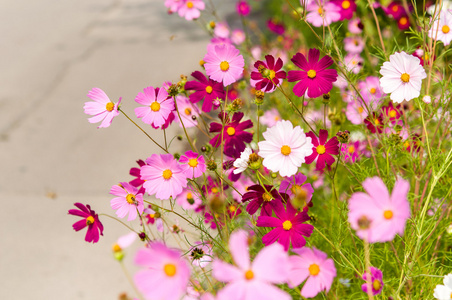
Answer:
[
  {"left": 345, "top": 98, "right": 368, "bottom": 125},
  {"left": 144, "top": 207, "right": 164, "bottom": 232},
  {"left": 361, "top": 266, "right": 384, "bottom": 295},
  {"left": 386, "top": 1, "right": 406, "bottom": 19},
  {"left": 397, "top": 15, "right": 410, "bottom": 30},
  {"left": 348, "top": 177, "right": 411, "bottom": 243},
  {"left": 342, "top": 53, "right": 363, "bottom": 74},
  {"left": 110, "top": 182, "right": 144, "bottom": 221},
  {"left": 305, "top": 129, "right": 339, "bottom": 170},
  {"left": 68, "top": 203, "right": 104, "bottom": 243},
  {"left": 185, "top": 71, "right": 225, "bottom": 113},
  {"left": 84, "top": 88, "right": 121, "bottom": 128},
  {"left": 358, "top": 76, "right": 384, "bottom": 108},
  {"left": 250, "top": 55, "right": 287, "bottom": 93},
  {"left": 260, "top": 108, "right": 281, "bottom": 127},
  {"left": 242, "top": 184, "right": 289, "bottom": 216},
  {"left": 236, "top": 0, "right": 251, "bottom": 16},
  {"left": 257, "top": 200, "right": 314, "bottom": 251},
  {"left": 279, "top": 173, "right": 314, "bottom": 204},
  {"left": 348, "top": 18, "right": 363, "bottom": 33},
  {"left": 177, "top": 0, "right": 205, "bottom": 21},
  {"left": 331, "top": 0, "right": 356, "bottom": 20},
  {"left": 213, "top": 230, "right": 291, "bottom": 300},
  {"left": 267, "top": 19, "right": 285, "bottom": 35},
  {"left": 214, "top": 22, "right": 230, "bottom": 38},
  {"left": 141, "top": 153, "right": 188, "bottom": 200},
  {"left": 429, "top": 10, "right": 452, "bottom": 46},
  {"left": 344, "top": 36, "right": 364, "bottom": 54},
  {"left": 179, "top": 150, "right": 206, "bottom": 178},
  {"left": 134, "top": 86, "right": 175, "bottom": 128},
  {"left": 134, "top": 242, "right": 190, "bottom": 300},
  {"left": 258, "top": 120, "right": 313, "bottom": 177},
  {"left": 165, "top": 0, "right": 183, "bottom": 13},
  {"left": 176, "top": 188, "right": 202, "bottom": 210},
  {"left": 190, "top": 242, "right": 213, "bottom": 268},
  {"left": 204, "top": 44, "right": 245, "bottom": 86},
  {"left": 288, "top": 49, "right": 338, "bottom": 98},
  {"left": 341, "top": 140, "right": 364, "bottom": 163},
  {"left": 174, "top": 95, "right": 199, "bottom": 128},
  {"left": 231, "top": 29, "right": 246, "bottom": 45},
  {"left": 288, "top": 247, "right": 337, "bottom": 298},
  {"left": 306, "top": 1, "right": 341, "bottom": 27}
]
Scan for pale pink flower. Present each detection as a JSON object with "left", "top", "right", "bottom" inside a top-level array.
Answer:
[
  {"left": 344, "top": 36, "right": 364, "bottom": 54},
  {"left": 179, "top": 150, "right": 206, "bottom": 178},
  {"left": 116, "top": 232, "right": 137, "bottom": 250},
  {"left": 258, "top": 120, "right": 313, "bottom": 177},
  {"left": 134, "top": 86, "right": 175, "bottom": 127},
  {"left": 345, "top": 97, "right": 368, "bottom": 125},
  {"left": 165, "top": 0, "right": 183, "bottom": 13},
  {"left": 174, "top": 95, "right": 199, "bottom": 128},
  {"left": 231, "top": 29, "right": 246, "bottom": 45},
  {"left": 176, "top": 188, "right": 202, "bottom": 210},
  {"left": 348, "top": 18, "right": 363, "bottom": 33},
  {"left": 204, "top": 44, "right": 245, "bottom": 86},
  {"left": 429, "top": 10, "right": 452, "bottom": 46},
  {"left": 306, "top": 1, "right": 341, "bottom": 27},
  {"left": 134, "top": 242, "right": 190, "bottom": 300},
  {"left": 348, "top": 177, "right": 411, "bottom": 243},
  {"left": 260, "top": 108, "right": 281, "bottom": 127},
  {"left": 342, "top": 53, "right": 363, "bottom": 74},
  {"left": 141, "top": 154, "right": 188, "bottom": 200},
  {"left": 84, "top": 88, "right": 121, "bottom": 128},
  {"left": 358, "top": 76, "right": 384, "bottom": 108},
  {"left": 288, "top": 247, "right": 337, "bottom": 298},
  {"left": 213, "top": 230, "right": 291, "bottom": 300},
  {"left": 178, "top": 0, "right": 205, "bottom": 20},
  {"left": 214, "top": 22, "right": 230, "bottom": 38},
  {"left": 110, "top": 182, "right": 144, "bottom": 221},
  {"left": 379, "top": 52, "right": 427, "bottom": 103}
]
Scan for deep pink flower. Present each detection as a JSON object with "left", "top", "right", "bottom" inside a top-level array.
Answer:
[
  {"left": 185, "top": 71, "right": 225, "bottom": 112},
  {"left": 209, "top": 112, "right": 253, "bottom": 158},
  {"left": 305, "top": 129, "right": 339, "bottom": 170},
  {"left": 68, "top": 203, "right": 104, "bottom": 243},
  {"left": 110, "top": 182, "right": 144, "bottom": 221},
  {"left": 361, "top": 267, "right": 384, "bottom": 295},
  {"left": 250, "top": 55, "right": 287, "bottom": 93},
  {"left": 179, "top": 150, "right": 206, "bottom": 178},
  {"left": 204, "top": 44, "right": 244, "bottom": 86},
  {"left": 242, "top": 184, "right": 289, "bottom": 216},
  {"left": 267, "top": 19, "right": 285, "bottom": 35},
  {"left": 341, "top": 141, "right": 364, "bottom": 163},
  {"left": 84, "top": 88, "right": 121, "bottom": 128},
  {"left": 364, "top": 113, "right": 383, "bottom": 133},
  {"left": 129, "top": 159, "right": 146, "bottom": 194},
  {"left": 331, "top": 0, "right": 356, "bottom": 20},
  {"left": 134, "top": 242, "right": 190, "bottom": 300},
  {"left": 385, "top": 1, "right": 406, "bottom": 19},
  {"left": 257, "top": 200, "right": 313, "bottom": 251},
  {"left": 213, "top": 230, "right": 291, "bottom": 300},
  {"left": 397, "top": 15, "right": 410, "bottom": 30},
  {"left": 177, "top": 0, "right": 205, "bottom": 21},
  {"left": 134, "top": 86, "right": 175, "bottom": 128},
  {"left": 381, "top": 102, "right": 402, "bottom": 124},
  {"left": 141, "top": 153, "right": 188, "bottom": 200},
  {"left": 279, "top": 173, "right": 314, "bottom": 207},
  {"left": 236, "top": 0, "right": 251, "bottom": 16},
  {"left": 288, "top": 247, "right": 337, "bottom": 298},
  {"left": 288, "top": 49, "right": 338, "bottom": 98}
]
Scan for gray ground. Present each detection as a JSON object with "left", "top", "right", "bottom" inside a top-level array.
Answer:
[{"left": 0, "top": 0, "right": 234, "bottom": 298}]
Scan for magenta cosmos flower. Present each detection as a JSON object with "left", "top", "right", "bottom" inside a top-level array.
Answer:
[
  {"left": 258, "top": 120, "right": 313, "bottom": 177},
  {"left": 250, "top": 55, "right": 287, "bottom": 93},
  {"left": 362, "top": 266, "right": 384, "bottom": 295},
  {"left": 242, "top": 184, "right": 289, "bottom": 216},
  {"left": 177, "top": 0, "right": 205, "bottom": 21},
  {"left": 84, "top": 88, "right": 121, "bottom": 128},
  {"left": 209, "top": 112, "right": 253, "bottom": 158},
  {"left": 204, "top": 44, "right": 245, "bottom": 86},
  {"left": 348, "top": 177, "right": 411, "bottom": 243},
  {"left": 236, "top": 0, "right": 251, "bottom": 16},
  {"left": 110, "top": 182, "right": 144, "bottom": 221},
  {"left": 141, "top": 153, "right": 188, "bottom": 200},
  {"left": 68, "top": 203, "right": 104, "bottom": 243},
  {"left": 279, "top": 173, "right": 314, "bottom": 206},
  {"left": 305, "top": 129, "right": 339, "bottom": 170},
  {"left": 288, "top": 49, "right": 338, "bottom": 98},
  {"left": 134, "top": 86, "right": 175, "bottom": 128},
  {"left": 257, "top": 200, "right": 313, "bottom": 251},
  {"left": 331, "top": 0, "right": 357, "bottom": 20},
  {"left": 288, "top": 247, "right": 337, "bottom": 298},
  {"left": 213, "top": 230, "right": 291, "bottom": 300},
  {"left": 185, "top": 71, "right": 225, "bottom": 113},
  {"left": 134, "top": 242, "right": 190, "bottom": 300},
  {"left": 179, "top": 150, "right": 206, "bottom": 178}
]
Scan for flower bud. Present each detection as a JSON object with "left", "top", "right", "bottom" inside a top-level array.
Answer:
[
  {"left": 207, "top": 160, "right": 217, "bottom": 171},
  {"left": 139, "top": 232, "right": 146, "bottom": 241},
  {"left": 336, "top": 130, "right": 350, "bottom": 143}
]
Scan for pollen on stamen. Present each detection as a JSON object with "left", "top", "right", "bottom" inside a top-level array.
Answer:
[
  {"left": 400, "top": 73, "right": 410, "bottom": 83},
  {"left": 384, "top": 210, "right": 393, "bottom": 219},
  {"left": 106, "top": 102, "right": 115, "bottom": 112},
  {"left": 281, "top": 145, "right": 291, "bottom": 156},
  {"left": 316, "top": 145, "right": 326, "bottom": 155},
  {"left": 86, "top": 216, "right": 95, "bottom": 225},
  {"left": 205, "top": 86, "right": 213, "bottom": 94},
  {"left": 162, "top": 169, "right": 173, "bottom": 180},
  {"left": 126, "top": 194, "right": 136, "bottom": 204},
  {"left": 188, "top": 158, "right": 198, "bottom": 167},
  {"left": 244, "top": 270, "right": 254, "bottom": 280},
  {"left": 184, "top": 108, "right": 192, "bottom": 115},
  {"left": 309, "top": 263, "right": 320, "bottom": 276},
  {"left": 307, "top": 69, "right": 317, "bottom": 78},
  {"left": 226, "top": 127, "right": 236, "bottom": 136},
  {"left": 282, "top": 220, "right": 293, "bottom": 230},
  {"left": 163, "top": 263, "right": 177, "bottom": 277},
  {"left": 220, "top": 61, "right": 230, "bottom": 71},
  {"left": 442, "top": 25, "right": 450, "bottom": 34},
  {"left": 150, "top": 101, "right": 161, "bottom": 112},
  {"left": 342, "top": 0, "right": 351, "bottom": 9}
]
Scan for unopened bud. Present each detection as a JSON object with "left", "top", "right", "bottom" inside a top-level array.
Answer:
[
  {"left": 138, "top": 232, "right": 146, "bottom": 241},
  {"left": 255, "top": 90, "right": 265, "bottom": 105},
  {"left": 208, "top": 194, "right": 225, "bottom": 213},
  {"left": 207, "top": 160, "right": 217, "bottom": 171},
  {"left": 336, "top": 130, "right": 350, "bottom": 143},
  {"left": 322, "top": 93, "right": 330, "bottom": 104}
]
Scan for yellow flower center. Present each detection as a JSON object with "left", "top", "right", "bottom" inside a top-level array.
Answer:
[
  {"left": 268, "top": 70, "right": 276, "bottom": 80},
  {"left": 342, "top": 0, "right": 351, "bottom": 9},
  {"left": 281, "top": 145, "right": 291, "bottom": 156},
  {"left": 316, "top": 145, "right": 326, "bottom": 155},
  {"left": 162, "top": 169, "right": 173, "bottom": 180},
  {"left": 389, "top": 109, "right": 397, "bottom": 118},
  {"left": 150, "top": 101, "right": 161, "bottom": 112},
  {"left": 229, "top": 205, "right": 236, "bottom": 212},
  {"left": 226, "top": 127, "right": 236, "bottom": 136},
  {"left": 245, "top": 270, "right": 254, "bottom": 280},
  {"left": 392, "top": 5, "right": 399, "bottom": 12},
  {"left": 211, "top": 187, "right": 219, "bottom": 193},
  {"left": 186, "top": 1, "right": 194, "bottom": 8},
  {"left": 373, "top": 279, "right": 382, "bottom": 291},
  {"left": 384, "top": 210, "right": 393, "bottom": 219},
  {"left": 404, "top": 141, "right": 410, "bottom": 148},
  {"left": 317, "top": 7, "right": 323, "bottom": 15},
  {"left": 291, "top": 184, "right": 303, "bottom": 195},
  {"left": 399, "top": 17, "right": 408, "bottom": 25},
  {"left": 86, "top": 216, "right": 95, "bottom": 225},
  {"left": 188, "top": 158, "right": 198, "bottom": 168},
  {"left": 348, "top": 145, "right": 355, "bottom": 154},
  {"left": 205, "top": 85, "right": 213, "bottom": 94},
  {"left": 309, "top": 263, "right": 320, "bottom": 276},
  {"left": 442, "top": 25, "right": 450, "bottom": 34},
  {"left": 370, "top": 87, "right": 377, "bottom": 94},
  {"left": 282, "top": 220, "right": 293, "bottom": 230},
  {"left": 400, "top": 73, "right": 410, "bottom": 83},
  {"left": 358, "top": 107, "right": 364, "bottom": 114},
  {"left": 164, "top": 263, "right": 177, "bottom": 277},
  {"left": 262, "top": 192, "right": 273, "bottom": 202},
  {"left": 126, "top": 194, "right": 135, "bottom": 204},
  {"left": 112, "top": 243, "right": 122, "bottom": 252},
  {"left": 307, "top": 69, "right": 317, "bottom": 78},
  {"left": 374, "top": 119, "right": 380, "bottom": 125},
  {"left": 220, "top": 61, "right": 230, "bottom": 71},
  {"left": 106, "top": 102, "right": 115, "bottom": 112},
  {"left": 184, "top": 108, "right": 192, "bottom": 115},
  {"left": 424, "top": 53, "right": 429, "bottom": 61}
]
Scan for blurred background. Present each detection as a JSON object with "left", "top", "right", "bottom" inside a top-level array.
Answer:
[{"left": 0, "top": 0, "right": 234, "bottom": 298}]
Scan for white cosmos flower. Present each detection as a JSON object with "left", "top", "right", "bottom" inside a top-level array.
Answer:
[
  {"left": 379, "top": 52, "right": 427, "bottom": 103},
  {"left": 429, "top": 11, "right": 452, "bottom": 46},
  {"left": 433, "top": 273, "right": 452, "bottom": 300},
  {"left": 233, "top": 147, "right": 253, "bottom": 174},
  {"left": 258, "top": 120, "right": 313, "bottom": 177}
]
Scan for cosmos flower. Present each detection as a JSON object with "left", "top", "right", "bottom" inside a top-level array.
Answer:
[
  {"left": 185, "top": 71, "right": 225, "bottom": 113},
  {"left": 134, "top": 86, "right": 175, "bottom": 127},
  {"left": 433, "top": 273, "right": 452, "bottom": 300},
  {"left": 331, "top": 0, "right": 356, "bottom": 20},
  {"left": 84, "top": 88, "right": 121, "bottom": 128},
  {"left": 279, "top": 173, "right": 314, "bottom": 205},
  {"left": 177, "top": 0, "right": 205, "bottom": 21},
  {"left": 233, "top": 147, "right": 253, "bottom": 174},
  {"left": 110, "top": 182, "right": 144, "bottom": 221},
  {"left": 189, "top": 242, "right": 213, "bottom": 268},
  {"left": 305, "top": 129, "right": 339, "bottom": 170},
  {"left": 343, "top": 36, "right": 364, "bottom": 54},
  {"left": 250, "top": 55, "right": 286, "bottom": 93},
  {"left": 361, "top": 267, "right": 384, "bottom": 295},
  {"left": 176, "top": 188, "right": 202, "bottom": 210},
  {"left": 306, "top": 1, "right": 341, "bottom": 27},
  {"left": 204, "top": 44, "right": 245, "bottom": 86},
  {"left": 231, "top": 29, "right": 246, "bottom": 45},
  {"left": 179, "top": 150, "right": 206, "bottom": 178},
  {"left": 68, "top": 203, "right": 104, "bottom": 243},
  {"left": 429, "top": 10, "right": 452, "bottom": 46},
  {"left": 236, "top": 0, "right": 251, "bottom": 16},
  {"left": 174, "top": 95, "right": 199, "bottom": 128},
  {"left": 260, "top": 108, "right": 281, "bottom": 127},
  {"left": 242, "top": 184, "right": 289, "bottom": 216}
]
